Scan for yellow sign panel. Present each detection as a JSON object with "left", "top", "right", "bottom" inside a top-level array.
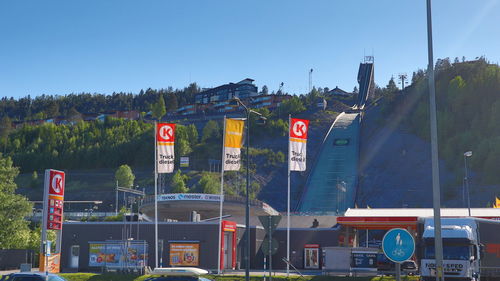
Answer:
[
  {"left": 169, "top": 243, "right": 199, "bottom": 266},
  {"left": 225, "top": 119, "right": 244, "bottom": 148}
]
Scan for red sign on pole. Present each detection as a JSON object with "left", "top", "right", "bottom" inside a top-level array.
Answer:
[
  {"left": 49, "top": 170, "right": 65, "bottom": 196},
  {"left": 157, "top": 123, "right": 176, "bottom": 142},
  {"left": 46, "top": 170, "right": 65, "bottom": 230},
  {"left": 290, "top": 118, "right": 309, "bottom": 139}
]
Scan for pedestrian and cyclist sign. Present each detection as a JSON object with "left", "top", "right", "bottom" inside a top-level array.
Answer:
[{"left": 382, "top": 228, "right": 415, "bottom": 263}]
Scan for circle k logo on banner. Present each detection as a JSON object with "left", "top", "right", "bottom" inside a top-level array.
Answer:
[
  {"left": 49, "top": 170, "right": 65, "bottom": 196},
  {"left": 157, "top": 123, "right": 176, "bottom": 142},
  {"left": 290, "top": 118, "right": 309, "bottom": 139}
]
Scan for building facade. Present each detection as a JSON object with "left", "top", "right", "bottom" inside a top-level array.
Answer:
[{"left": 194, "top": 79, "right": 258, "bottom": 105}]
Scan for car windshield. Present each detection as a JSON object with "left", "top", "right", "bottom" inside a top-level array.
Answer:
[{"left": 424, "top": 245, "right": 471, "bottom": 260}]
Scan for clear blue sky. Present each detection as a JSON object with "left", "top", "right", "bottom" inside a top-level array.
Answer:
[{"left": 1, "top": 0, "right": 499, "bottom": 99}]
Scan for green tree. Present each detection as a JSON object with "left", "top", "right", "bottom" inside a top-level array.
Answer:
[
  {"left": 279, "top": 96, "right": 306, "bottom": 116},
  {"left": 115, "top": 164, "right": 135, "bottom": 188},
  {"left": 197, "top": 172, "right": 219, "bottom": 194},
  {"left": 201, "top": 120, "right": 221, "bottom": 142},
  {"left": 386, "top": 77, "right": 398, "bottom": 93},
  {"left": 171, "top": 170, "right": 188, "bottom": 193},
  {"left": 0, "top": 154, "right": 33, "bottom": 249},
  {"left": 45, "top": 101, "right": 60, "bottom": 118},
  {"left": 186, "top": 124, "right": 199, "bottom": 146},
  {"left": 261, "top": 85, "right": 269, "bottom": 95},
  {"left": 165, "top": 93, "right": 178, "bottom": 113},
  {"left": 151, "top": 94, "right": 167, "bottom": 120},
  {"left": 67, "top": 107, "right": 82, "bottom": 123},
  {"left": 30, "top": 171, "right": 39, "bottom": 188},
  {"left": 0, "top": 116, "right": 12, "bottom": 153}
]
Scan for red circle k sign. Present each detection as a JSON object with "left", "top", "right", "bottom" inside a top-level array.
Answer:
[
  {"left": 49, "top": 170, "right": 65, "bottom": 196},
  {"left": 290, "top": 118, "right": 309, "bottom": 139},
  {"left": 157, "top": 123, "right": 176, "bottom": 142}
]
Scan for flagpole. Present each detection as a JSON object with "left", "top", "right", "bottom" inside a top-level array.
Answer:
[
  {"left": 287, "top": 114, "right": 291, "bottom": 277},
  {"left": 218, "top": 116, "right": 227, "bottom": 274},
  {"left": 154, "top": 121, "right": 159, "bottom": 269}
]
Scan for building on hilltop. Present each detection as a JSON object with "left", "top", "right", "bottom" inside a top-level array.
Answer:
[
  {"left": 251, "top": 94, "right": 291, "bottom": 110},
  {"left": 194, "top": 78, "right": 258, "bottom": 104},
  {"left": 327, "top": 86, "right": 352, "bottom": 97}
]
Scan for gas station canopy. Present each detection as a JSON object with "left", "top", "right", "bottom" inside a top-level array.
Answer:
[{"left": 337, "top": 208, "right": 500, "bottom": 230}]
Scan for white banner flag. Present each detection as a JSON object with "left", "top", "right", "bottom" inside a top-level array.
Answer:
[
  {"left": 289, "top": 118, "right": 309, "bottom": 171},
  {"left": 157, "top": 123, "right": 175, "bottom": 173}
]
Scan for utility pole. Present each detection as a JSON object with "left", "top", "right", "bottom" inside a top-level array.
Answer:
[
  {"left": 398, "top": 73, "right": 408, "bottom": 90},
  {"left": 308, "top": 69, "right": 313, "bottom": 94}
]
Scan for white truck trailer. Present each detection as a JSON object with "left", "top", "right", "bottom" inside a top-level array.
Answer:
[{"left": 420, "top": 218, "right": 500, "bottom": 281}]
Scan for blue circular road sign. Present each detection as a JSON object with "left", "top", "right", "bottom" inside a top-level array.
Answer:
[{"left": 382, "top": 228, "right": 415, "bottom": 263}]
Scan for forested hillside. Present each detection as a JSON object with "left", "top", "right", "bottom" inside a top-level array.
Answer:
[
  {"left": 0, "top": 87, "right": 349, "bottom": 213},
  {"left": 380, "top": 57, "right": 500, "bottom": 185},
  {"left": 0, "top": 83, "right": 200, "bottom": 121}
]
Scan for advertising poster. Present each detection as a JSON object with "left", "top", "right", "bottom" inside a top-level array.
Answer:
[
  {"left": 39, "top": 253, "right": 61, "bottom": 273},
  {"left": 169, "top": 243, "right": 199, "bottom": 266},
  {"left": 88, "top": 242, "right": 148, "bottom": 268},
  {"left": 304, "top": 245, "right": 320, "bottom": 269}
]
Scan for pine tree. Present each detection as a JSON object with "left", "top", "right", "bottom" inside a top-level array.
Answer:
[
  {"left": 165, "top": 93, "right": 178, "bottom": 113},
  {"left": 152, "top": 95, "right": 167, "bottom": 120}
]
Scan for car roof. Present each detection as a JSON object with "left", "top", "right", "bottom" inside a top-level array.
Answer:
[{"left": 10, "top": 272, "right": 59, "bottom": 277}]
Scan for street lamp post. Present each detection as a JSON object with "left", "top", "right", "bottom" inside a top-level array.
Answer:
[
  {"left": 233, "top": 98, "right": 266, "bottom": 281},
  {"left": 426, "top": 1, "right": 445, "bottom": 280},
  {"left": 464, "top": 151, "right": 472, "bottom": 216}
]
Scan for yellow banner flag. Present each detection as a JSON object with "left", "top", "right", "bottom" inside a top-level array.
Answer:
[{"left": 224, "top": 118, "right": 244, "bottom": 170}]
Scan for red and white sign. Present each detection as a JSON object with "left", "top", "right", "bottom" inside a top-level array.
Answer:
[
  {"left": 49, "top": 170, "right": 65, "bottom": 197},
  {"left": 44, "top": 169, "right": 65, "bottom": 230},
  {"left": 156, "top": 123, "right": 175, "bottom": 173},
  {"left": 157, "top": 123, "right": 176, "bottom": 142},
  {"left": 289, "top": 118, "right": 309, "bottom": 171},
  {"left": 290, "top": 118, "right": 309, "bottom": 139}
]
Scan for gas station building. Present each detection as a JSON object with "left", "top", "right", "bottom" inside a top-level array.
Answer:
[{"left": 59, "top": 208, "right": 500, "bottom": 272}]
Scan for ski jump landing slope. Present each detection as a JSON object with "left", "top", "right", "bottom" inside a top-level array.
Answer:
[{"left": 297, "top": 112, "right": 361, "bottom": 214}]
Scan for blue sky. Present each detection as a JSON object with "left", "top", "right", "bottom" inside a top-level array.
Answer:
[{"left": 1, "top": 0, "right": 499, "bottom": 99}]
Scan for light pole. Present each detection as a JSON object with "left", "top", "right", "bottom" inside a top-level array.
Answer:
[
  {"left": 464, "top": 151, "right": 472, "bottom": 216},
  {"left": 233, "top": 97, "right": 266, "bottom": 281},
  {"left": 426, "top": 1, "right": 445, "bottom": 280}
]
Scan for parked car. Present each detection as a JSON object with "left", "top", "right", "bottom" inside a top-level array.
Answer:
[
  {"left": 377, "top": 254, "right": 418, "bottom": 275},
  {"left": 144, "top": 277, "right": 212, "bottom": 281},
  {"left": 145, "top": 267, "right": 212, "bottom": 281},
  {"left": 2, "top": 272, "right": 67, "bottom": 281},
  {"left": 401, "top": 260, "right": 418, "bottom": 275}
]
